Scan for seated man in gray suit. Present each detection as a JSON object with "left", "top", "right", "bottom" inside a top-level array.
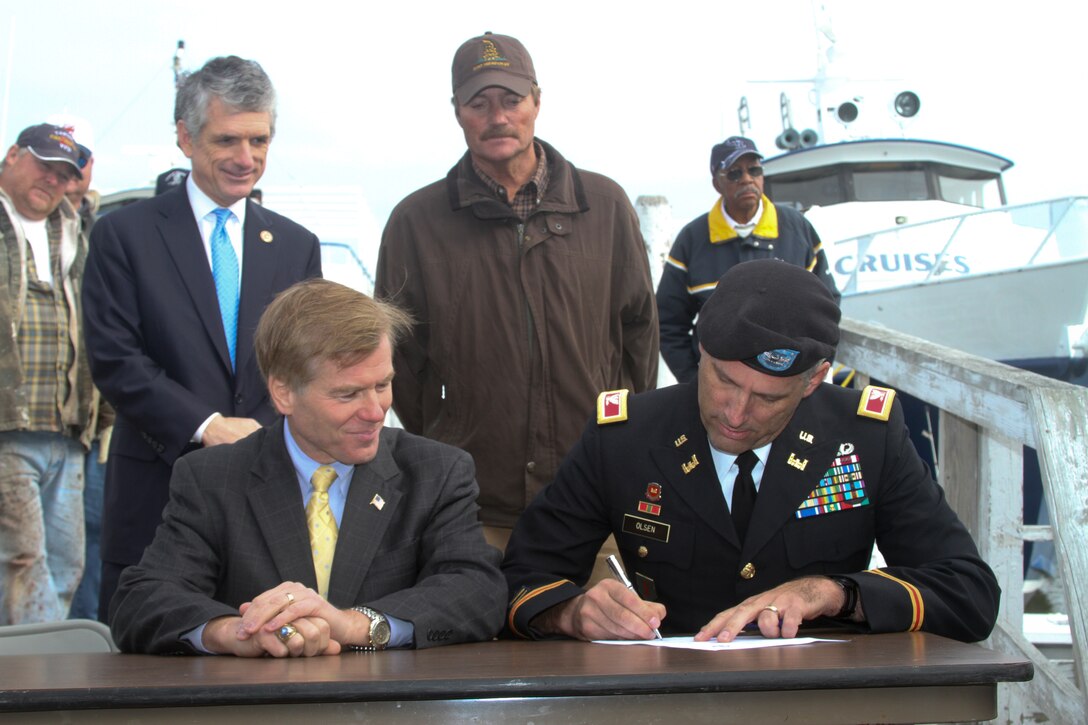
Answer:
[{"left": 110, "top": 279, "right": 506, "bottom": 656}]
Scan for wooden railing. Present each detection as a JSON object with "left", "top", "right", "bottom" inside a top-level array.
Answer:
[{"left": 838, "top": 317, "right": 1087, "bottom": 724}]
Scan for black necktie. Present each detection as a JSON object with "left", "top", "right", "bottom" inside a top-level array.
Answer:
[{"left": 731, "top": 450, "right": 759, "bottom": 543}]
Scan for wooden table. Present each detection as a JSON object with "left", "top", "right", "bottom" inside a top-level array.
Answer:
[{"left": 0, "top": 633, "right": 1032, "bottom": 724}]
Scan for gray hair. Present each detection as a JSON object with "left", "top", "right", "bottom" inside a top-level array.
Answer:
[{"left": 174, "top": 56, "right": 277, "bottom": 140}]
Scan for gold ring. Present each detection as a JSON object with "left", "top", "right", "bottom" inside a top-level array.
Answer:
[
  {"left": 276, "top": 624, "right": 300, "bottom": 643},
  {"left": 762, "top": 605, "right": 780, "bottom": 615},
  {"left": 285, "top": 592, "right": 295, "bottom": 605}
]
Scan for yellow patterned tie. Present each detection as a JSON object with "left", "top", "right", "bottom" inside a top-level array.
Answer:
[{"left": 306, "top": 466, "right": 339, "bottom": 598}]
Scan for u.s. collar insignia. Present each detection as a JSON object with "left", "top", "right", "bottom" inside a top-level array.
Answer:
[
  {"left": 259, "top": 230, "right": 273, "bottom": 243},
  {"left": 645, "top": 482, "right": 662, "bottom": 501},
  {"left": 857, "top": 385, "right": 896, "bottom": 421},
  {"left": 681, "top": 454, "right": 699, "bottom": 474},
  {"left": 597, "top": 389, "right": 629, "bottom": 425},
  {"left": 799, "top": 430, "right": 814, "bottom": 444},
  {"left": 674, "top": 434, "right": 688, "bottom": 447}
]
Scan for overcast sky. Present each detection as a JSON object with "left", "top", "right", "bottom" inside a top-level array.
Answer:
[{"left": 4, "top": 0, "right": 1087, "bottom": 231}]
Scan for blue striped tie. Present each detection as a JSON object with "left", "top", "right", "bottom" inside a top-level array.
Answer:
[{"left": 210, "top": 208, "right": 239, "bottom": 369}]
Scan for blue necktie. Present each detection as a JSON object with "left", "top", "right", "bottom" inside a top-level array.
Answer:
[{"left": 210, "top": 208, "right": 240, "bottom": 369}]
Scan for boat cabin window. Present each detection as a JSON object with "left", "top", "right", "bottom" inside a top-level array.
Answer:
[
  {"left": 854, "top": 168, "right": 928, "bottom": 202},
  {"left": 766, "top": 161, "right": 1004, "bottom": 210}
]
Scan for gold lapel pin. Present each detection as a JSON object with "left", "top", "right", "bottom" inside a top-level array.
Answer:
[
  {"left": 370, "top": 494, "right": 385, "bottom": 510},
  {"left": 260, "top": 230, "right": 273, "bottom": 243}
]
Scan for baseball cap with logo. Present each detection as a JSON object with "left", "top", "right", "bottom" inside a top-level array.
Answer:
[
  {"left": 710, "top": 136, "right": 762, "bottom": 176},
  {"left": 452, "top": 32, "right": 536, "bottom": 105},
  {"left": 45, "top": 114, "right": 94, "bottom": 171},
  {"left": 15, "top": 123, "right": 83, "bottom": 179}
]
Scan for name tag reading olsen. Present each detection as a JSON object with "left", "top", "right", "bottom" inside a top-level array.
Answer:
[{"left": 622, "top": 514, "right": 670, "bottom": 543}]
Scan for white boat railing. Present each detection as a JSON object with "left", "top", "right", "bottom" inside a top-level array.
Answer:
[
  {"left": 838, "top": 317, "right": 1087, "bottom": 724},
  {"left": 831, "top": 196, "right": 1088, "bottom": 295}
]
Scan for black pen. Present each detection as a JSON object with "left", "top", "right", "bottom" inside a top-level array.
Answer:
[{"left": 605, "top": 554, "right": 662, "bottom": 639}]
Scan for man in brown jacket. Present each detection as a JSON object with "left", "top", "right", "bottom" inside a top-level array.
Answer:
[{"left": 375, "top": 32, "right": 659, "bottom": 551}]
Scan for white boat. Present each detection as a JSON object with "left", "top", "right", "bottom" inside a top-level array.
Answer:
[{"left": 762, "top": 136, "right": 1088, "bottom": 384}]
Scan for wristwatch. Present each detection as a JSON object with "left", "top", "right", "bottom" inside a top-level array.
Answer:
[
  {"left": 828, "top": 575, "right": 859, "bottom": 619},
  {"left": 351, "top": 606, "right": 390, "bottom": 651}
]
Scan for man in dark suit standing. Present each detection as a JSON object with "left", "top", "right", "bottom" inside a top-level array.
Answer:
[
  {"left": 82, "top": 56, "right": 322, "bottom": 619},
  {"left": 109, "top": 279, "right": 505, "bottom": 655}
]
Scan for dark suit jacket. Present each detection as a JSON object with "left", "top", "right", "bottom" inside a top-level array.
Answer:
[
  {"left": 82, "top": 186, "right": 321, "bottom": 567},
  {"left": 109, "top": 421, "right": 506, "bottom": 654},
  {"left": 503, "top": 382, "right": 1000, "bottom": 642}
]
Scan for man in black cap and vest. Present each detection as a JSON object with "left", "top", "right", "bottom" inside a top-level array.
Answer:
[
  {"left": 656, "top": 136, "right": 840, "bottom": 384},
  {"left": 502, "top": 259, "right": 999, "bottom": 644}
]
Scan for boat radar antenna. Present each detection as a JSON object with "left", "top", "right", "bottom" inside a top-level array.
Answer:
[{"left": 172, "top": 40, "right": 186, "bottom": 88}]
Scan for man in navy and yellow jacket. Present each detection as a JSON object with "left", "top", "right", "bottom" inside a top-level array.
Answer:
[
  {"left": 656, "top": 137, "right": 840, "bottom": 383},
  {"left": 503, "top": 260, "right": 998, "bottom": 644}
]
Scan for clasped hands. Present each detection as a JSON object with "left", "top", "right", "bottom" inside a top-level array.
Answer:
[
  {"left": 201, "top": 582, "right": 370, "bottom": 657},
  {"left": 536, "top": 575, "right": 851, "bottom": 642}
]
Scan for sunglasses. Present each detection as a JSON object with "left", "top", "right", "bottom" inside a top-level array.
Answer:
[{"left": 720, "top": 165, "right": 764, "bottom": 182}]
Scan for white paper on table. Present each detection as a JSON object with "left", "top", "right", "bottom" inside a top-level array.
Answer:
[{"left": 591, "top": 636, "right": 844, "bottom": 651}]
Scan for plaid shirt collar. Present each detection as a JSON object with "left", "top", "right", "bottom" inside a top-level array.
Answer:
[{"left": 471, "top": 141, "right": 549, "bottom": 220}]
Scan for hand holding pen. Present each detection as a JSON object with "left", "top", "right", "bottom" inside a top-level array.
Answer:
[{"left": 606, "top": 554, "right": 663, "bottom": 639}]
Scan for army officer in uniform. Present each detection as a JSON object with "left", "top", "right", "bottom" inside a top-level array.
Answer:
[{"left": 502, "top": 259, "right": 999, "bottom": 644}]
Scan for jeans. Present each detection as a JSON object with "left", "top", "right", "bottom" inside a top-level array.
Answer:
[
  {"left": 69, "top": 440, "right": 105, "bottom": 620},
  {"left": 0, "top": 431, "right": 85, "bottom": 624}
]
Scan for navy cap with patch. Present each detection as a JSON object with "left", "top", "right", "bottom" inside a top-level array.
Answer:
[{"left": 696, "top": 259, "right": 840, "bottom": 376}]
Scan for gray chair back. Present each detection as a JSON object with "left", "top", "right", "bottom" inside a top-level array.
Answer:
[{"left": 0, "top": 619, "right": 118, "bottom": 654}]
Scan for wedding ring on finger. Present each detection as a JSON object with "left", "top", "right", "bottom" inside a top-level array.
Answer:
[
  {"left": 762, "top": 605, "right": 780, "bottom": 615},
  {"left": 285, "top": 592, "right": 295, "bottom": 605},
  {"left": 277, "top": 624, "right": 300, "bottom": 643}
]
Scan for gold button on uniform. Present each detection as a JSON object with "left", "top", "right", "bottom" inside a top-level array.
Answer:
[
  {"left": 740, "top": 562, "right": 756, "bottom": 579},
  {"left": 637, "top": 546, "right": 648, "bottom": 558}
]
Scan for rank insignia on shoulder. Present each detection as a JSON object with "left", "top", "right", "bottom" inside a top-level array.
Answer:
[
  {"left": 857, "top": 385, "right": 896, "bottom": 421},
  {"left": 597, "top": 389, "right": 629, "bottom": 425}
]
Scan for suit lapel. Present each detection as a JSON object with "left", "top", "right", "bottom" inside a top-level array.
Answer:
[
  {"left": 157, "top": 186, "right": 234, "bottom": 373},
  {"left": 327, "top": 432, "right": 403, "bottom": 606},
  {"left": 745, "top": 392, "right": 841, "bottom": 558},
  {"left": 248, "top": 422, "right": 318, "bottom": 588},
  {"left": 649, "top": 385, "right": 736, "bottom": 547},
  {"left": 235, "top": 201, "right": 280, "bottom": 374}
]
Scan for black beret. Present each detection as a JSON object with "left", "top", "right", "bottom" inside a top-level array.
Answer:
[{"left": 696, "top": 259, "right": 840, "bottom": 377}]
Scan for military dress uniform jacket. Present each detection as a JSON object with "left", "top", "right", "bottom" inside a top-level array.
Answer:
[
  {"left": 502, "top": 382, "right": 999, "bottom": 643},
  {"left": 656, "top": 196, "right": 840, "bottom": 383}
]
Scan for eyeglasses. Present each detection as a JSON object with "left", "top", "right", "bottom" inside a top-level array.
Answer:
[{"left": 720, "top": 165, "right": 764, "bottom": 182}]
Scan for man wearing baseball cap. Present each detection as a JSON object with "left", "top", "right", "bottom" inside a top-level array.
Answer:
[
  {"left": 657, "top": 136, "right": 840, "bottom": 384},
  {"left": 503, "top": 259, "right": 998, "bottom": 644},
  {"left": 0, "top": 123, "right": 97, "bottom": 623},
  {"left": 376, "top": 33, "right": 658, "bottom": 559}
]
